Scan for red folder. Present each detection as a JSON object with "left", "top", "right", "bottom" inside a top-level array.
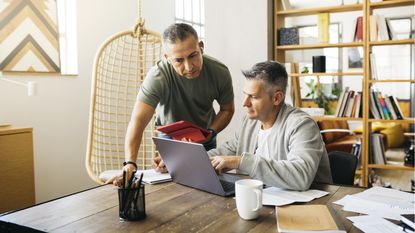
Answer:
[{"left": 156, "top": 121, "right": 211, "bottom": 143}]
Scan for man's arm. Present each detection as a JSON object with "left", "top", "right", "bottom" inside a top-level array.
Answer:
[
  {"left": 208, "top": 100, "right": 235, "bottom": 133},
  {"left": 124, "top": 100, "right": 156, "bottom": 166}
]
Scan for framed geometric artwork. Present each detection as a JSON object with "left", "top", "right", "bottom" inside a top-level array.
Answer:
[{"left": 0, "top": 0, "right": 60, "bottom": 73}]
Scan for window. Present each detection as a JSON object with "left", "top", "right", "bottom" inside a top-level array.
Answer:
[
  {"left": 175, "top": 0, "right": 205, "bottom": 40},
  {"left": 56, "top": 0, "right": 78, "bottom": 75}
]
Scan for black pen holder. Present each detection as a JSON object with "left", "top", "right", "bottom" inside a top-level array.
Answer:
[{"left": 118, "top": 184, "right": 146, "bottom": 221}]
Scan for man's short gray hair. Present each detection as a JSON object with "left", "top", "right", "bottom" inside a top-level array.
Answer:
[
  {"left": 163, "top": 23, "right": 199, "bottom": 45},
  {"left": 242, "top": 61, "right": 288, "bottom": 93}
]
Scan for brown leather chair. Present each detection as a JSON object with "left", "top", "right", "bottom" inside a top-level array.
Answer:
[{"left": 317, "top": 121, "right": 359, "bottom": 154}]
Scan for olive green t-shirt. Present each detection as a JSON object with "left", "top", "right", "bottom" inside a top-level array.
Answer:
[{"left": 137, "top": 54, "right": 234, "bottom": 128}]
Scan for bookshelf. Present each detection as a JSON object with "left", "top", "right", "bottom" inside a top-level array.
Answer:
[
  {"left": 364, "top": 0, "right": 415, "bottom": 180},
  {"left": 274, "top": 0, "right": 414, "bottom": 187}
]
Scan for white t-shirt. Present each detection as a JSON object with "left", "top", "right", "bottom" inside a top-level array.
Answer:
[{"left": 255, "top": 126, "right": 272, "bottom": 159}]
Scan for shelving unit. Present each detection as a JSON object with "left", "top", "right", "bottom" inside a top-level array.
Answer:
[
  {"left": 274, "top": 0, "right": 414, "bottom": 187},
  {"left": 364, "top": 0, "right": 414, "bottom": 182}
]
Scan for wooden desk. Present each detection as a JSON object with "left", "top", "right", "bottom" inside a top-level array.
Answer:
[
  {"left": 0, "top": 183, "right": 364, "bottom": 233},
  {"left": 0, "top": 126, "right": 35, "bottom": 213}
]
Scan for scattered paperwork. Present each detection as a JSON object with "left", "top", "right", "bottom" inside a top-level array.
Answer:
[
  {"left": 347, "top": 215, "right": 404, "bottom": 233},
  {"left": 333, "top": 186, "right": 414, "bottom": 221},
  {"left": 263, "top": 187, "right": 329, "bottom": 206}
]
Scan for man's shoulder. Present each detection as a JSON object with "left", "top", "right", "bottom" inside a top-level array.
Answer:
[
  {"left": 282, "top": 105, "right": 315, "bottom": 124},
  {"left": 203, "top": 55, "right": 230, "bottom": 73}
]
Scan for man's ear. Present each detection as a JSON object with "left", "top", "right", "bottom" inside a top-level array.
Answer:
[
  {"left": 199, "top": 41, "right": 204, "bottom": 53},
  {"left": 163, "top": 53, "right": 169, "bottom": 62},
  {"left": 274, "top": 90, "right": 285, "bottom": 106}
]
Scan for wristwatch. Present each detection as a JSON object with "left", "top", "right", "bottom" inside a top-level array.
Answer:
[{"left": 123, "top": 161, "right": 137, "bottom": 169}]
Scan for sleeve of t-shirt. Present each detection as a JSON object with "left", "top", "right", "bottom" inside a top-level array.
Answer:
[
  {"left": 216, "top": 68, "right": 234, "bottom": 105},
  {"left": 136, "top": 67, "right": 165, "bottom": 108}
]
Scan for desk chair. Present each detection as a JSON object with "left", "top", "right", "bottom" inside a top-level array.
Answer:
[
  {"left": 85, "top": 20, "right": 161, "bottom": 184},
  {"left": 318, "top": 120, "right": 360, "bottom": 154},
  {"left": 328, "top": 151, "right": 358, "bottom": 186}
]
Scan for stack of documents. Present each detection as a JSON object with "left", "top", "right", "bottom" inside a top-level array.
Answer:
[
  {"left": 262, "top": 187, "right": 329, "bottom": 206},
  {"left": 333, "top": 186, "right": 414, "bottom": 221},
  {"left": 137, "top": 169, "right": 172, "bottom": 184}
]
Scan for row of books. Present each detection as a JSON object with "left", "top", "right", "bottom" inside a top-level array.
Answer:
[
  {"left": 369, "top": 88, "right": 404, "bottom": 120},
  {"left": 334, "top": 87, "right": 362, "bottom": 118}
]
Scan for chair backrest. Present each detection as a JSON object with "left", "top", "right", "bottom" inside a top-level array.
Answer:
[
  {"left": 317, "top": 120, "right": 350, "bottom": 144},
  {"left": 86, "top": 27, "right": 162, "bottom": 184},
  {"left": 328, "top": 151, "right": 358, "bottom": 186}
]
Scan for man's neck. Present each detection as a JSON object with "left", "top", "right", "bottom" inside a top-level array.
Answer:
[{"left": 260, "top": 106, "right": 282, "bottom": 130}]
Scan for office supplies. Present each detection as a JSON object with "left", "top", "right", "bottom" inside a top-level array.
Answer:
[
  {"left": 156, "top": 120, "right": 211, "bottom": 143},
  {"left": 152, "top": 137, "right": 240, "bottom": 196}
]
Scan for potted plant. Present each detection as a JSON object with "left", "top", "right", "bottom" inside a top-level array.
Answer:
[{"left": 305, "top": 79, "right": 340, "bottom": 115}]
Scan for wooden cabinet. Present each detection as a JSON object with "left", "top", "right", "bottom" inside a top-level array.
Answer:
[{"left": 0, "top": 126, "right": 35, "bottom": 213}]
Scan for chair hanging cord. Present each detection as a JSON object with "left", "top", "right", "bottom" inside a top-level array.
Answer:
[{"left": 133, "top": 0, "right": 145, "bottom": 37}]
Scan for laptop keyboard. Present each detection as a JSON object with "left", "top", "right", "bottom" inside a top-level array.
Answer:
[{"left": 220, "top": 179, "right": 235, "bottom": 192}]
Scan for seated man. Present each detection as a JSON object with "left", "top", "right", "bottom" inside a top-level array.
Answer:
[{"left": 209, "top": 61, "right": 332, "bottom": 190}]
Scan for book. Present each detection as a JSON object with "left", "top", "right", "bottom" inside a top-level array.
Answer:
[
  {"left": 334, "top": 87, "right": 349, "bottom": 117},
  {"left": 401, "top": 214, "right": 415, "bottom": 231},
  {"left": 156, "top": 120, "right": 211, "bottom": 143},
  {"left": 354, "top": 92, "right": 362, "bottom": 118},
  {"left": 355, "top": 16, "right": 363, "bottom": 42},
  {"left": 371, "top": 133, "right": 386, "bottom": 164},
  {"left": 369, "top": 15, "right": 378, "bottom": 41},
  {"left": 281, "top": 0, "right": 292, "bottom": 10},
  {"left": 369, "top": 90, "right": 381, "bottom": 119},
  {"left": 370, "top": 53, "right": 378, "bottom": 80},
  {"left": 376, "top": 14, "right": 389, "bottom": 41},
  {"left": 278, "top": 27, "right": 299, "bottom": 45},
  {"left": 383, "top": 94, "right": 397, "bottom": 120},
  {"left": 371, "top": 89, "right": 385, "bottom": 119},
  {"left": 377, "top": 92, "right": 391, "bottom": 120},
  {"left": 390, "top": 95, "right": 405, "bottom": 119},
  {"left": 276, "top": 205, "right": 339, "bottom": 232},
  {"left": 318, "top": 13, "right": 329, "bottom": 43}
]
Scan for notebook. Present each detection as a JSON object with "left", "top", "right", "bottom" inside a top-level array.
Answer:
[{"left": 152, "top": 137, "right": 239, "bottom": 196}]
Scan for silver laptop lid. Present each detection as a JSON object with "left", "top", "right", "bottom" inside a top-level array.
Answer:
[{"left": 152, "top": 137, "right": 228, "bottom": 196}]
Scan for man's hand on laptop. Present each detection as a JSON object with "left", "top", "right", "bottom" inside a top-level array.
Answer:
[
  {"left": 152, "top": 156, "right": 168, "bottom": 173},
  {"left": 211, "top": 156, "right": 240, "bottom": 174}
]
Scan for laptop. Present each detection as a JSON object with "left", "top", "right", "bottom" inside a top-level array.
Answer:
[{"left": 152, "top": 137, "right": 240, "bottom": 196}]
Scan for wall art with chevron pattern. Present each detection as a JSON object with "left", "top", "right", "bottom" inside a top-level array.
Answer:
[{"left": 0, "top": 0, "right": 60, "bottom": 73}]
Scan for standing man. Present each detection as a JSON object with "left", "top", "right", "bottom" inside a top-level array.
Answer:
[
  {"left": 209, "top": 61, "right": 332, "bottom": 191},
  {"left": 110, "top": 23, "right": 234, "bottom": 184}
]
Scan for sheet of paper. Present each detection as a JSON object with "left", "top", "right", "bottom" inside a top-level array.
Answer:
[
  {"left": 334, "top": 187, "right": 414, "bottom": 221},
  {"left": 348, "top": 215, "right": 404, "bottom": 233},
  {"left": 263, "top": 187, "right": 329, "bottom": 206},
  {"left": 135, "top": 169, "right": 172, "bottom": 184}
]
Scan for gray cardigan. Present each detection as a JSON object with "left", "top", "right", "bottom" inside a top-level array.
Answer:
[{"left": 208, "top": 104, "right": 332, "bottom": 190}]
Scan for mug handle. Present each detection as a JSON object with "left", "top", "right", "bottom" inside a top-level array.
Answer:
[{"left": 252, "top": 189, "right": 262, "bottom": 211}]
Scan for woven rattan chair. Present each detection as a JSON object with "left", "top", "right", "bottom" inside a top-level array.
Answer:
[{"left": 86, "top": 19, "right": 162, "bottom": 184}]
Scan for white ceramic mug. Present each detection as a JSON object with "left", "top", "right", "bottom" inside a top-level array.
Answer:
[{"left": 235, "top": 179, "right": 263, "bottom": 220}]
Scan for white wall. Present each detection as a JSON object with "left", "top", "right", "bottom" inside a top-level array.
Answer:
[
  {"left": 206, "top": 0, "right": 270, "bottom": 142},
  {"left": 0, "top": 0, "right": 268, "bottom": 202}
]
